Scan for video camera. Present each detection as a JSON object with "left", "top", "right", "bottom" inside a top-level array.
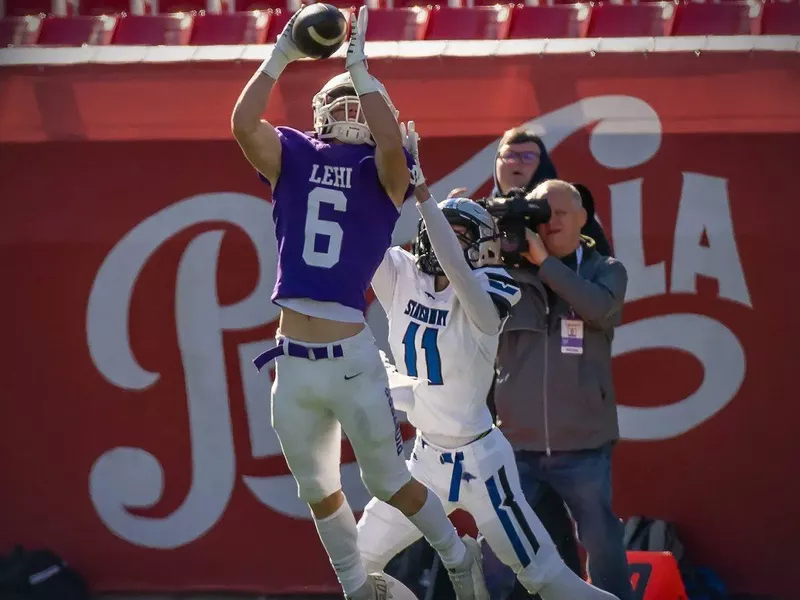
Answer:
[{"left": 483, "top": 187, "right": 551, "bottom": 265}]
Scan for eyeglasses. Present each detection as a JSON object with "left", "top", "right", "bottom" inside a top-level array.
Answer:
[{"left": 499, "top": 150, "right": 540, "bottom": 165}]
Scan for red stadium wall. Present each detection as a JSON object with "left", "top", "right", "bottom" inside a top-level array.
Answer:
[{"left": 1, "top": 51, "right": 799, "bottom": 598}]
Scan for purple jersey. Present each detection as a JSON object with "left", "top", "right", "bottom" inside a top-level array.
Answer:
[{"left": 264, "top": 126, "right": 414, "bottom": 313}]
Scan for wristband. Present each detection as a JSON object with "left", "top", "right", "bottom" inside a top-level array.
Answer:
[
  {"left": 259, "top": 49, "right": 289, "bottom": 81},
  {"left": 348, "top": 62, "right": 380, "bottom": 96}
]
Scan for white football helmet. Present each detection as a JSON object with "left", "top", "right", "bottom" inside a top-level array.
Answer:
[
  {"left": 414, "top": 197, "right": 502, "bottom": 276},
  {"left": 312, "top": 72, "right": 399, "bottom": 146}
]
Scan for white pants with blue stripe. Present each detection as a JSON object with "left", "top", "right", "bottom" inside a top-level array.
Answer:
[{"left": 357, "top": 427, "right": 566, "bottom": 592}]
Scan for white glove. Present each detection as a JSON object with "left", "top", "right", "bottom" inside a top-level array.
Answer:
[
  {"left": 260, "top": 11, "right": 306, "bottom": 80},
  {"left": 401, "top": 121, "right": 425, "bottom": 187},
  {"left": 346, "top": 7, "right": 380, "bottom": 95}
]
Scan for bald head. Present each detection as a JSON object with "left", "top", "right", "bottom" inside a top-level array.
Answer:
[
  {"left": 530, "top": 180, "right": 583, "bottom": 209},
  {"left": 530, "top": 180, "right": 587, "bottom": 257}
]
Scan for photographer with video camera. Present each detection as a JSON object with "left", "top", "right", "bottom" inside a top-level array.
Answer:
[
  {"left": 482, "top": 179, "right": 632, "bottom": 600},
  {"left": 449, "top": 128, "right": 613, "bottom": 258}
]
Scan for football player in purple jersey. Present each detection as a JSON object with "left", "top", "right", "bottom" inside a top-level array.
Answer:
[{"left": 231, "top": 7, "right": 489, "bottom": 600}]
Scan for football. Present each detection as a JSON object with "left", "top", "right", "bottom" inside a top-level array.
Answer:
[
  {"left": 370, "top": 571, "right": 419, "bottom": 599},
  {"left": 291, "top": 3, "right": 348, "bottom": 60}
]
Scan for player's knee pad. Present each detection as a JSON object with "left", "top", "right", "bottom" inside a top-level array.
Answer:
[
  {"left": 361, "top": 470, "right": 409, "bottom": 503},
  {"left": 294, "top": 474, "right": 341, "bottom": 505}
]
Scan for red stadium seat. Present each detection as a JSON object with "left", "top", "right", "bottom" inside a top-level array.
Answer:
[
  {"left": 425, "top": 5, "right": 512, "bottom": 40},
  {"left": 4, "top": 0, "right": 77, "bottom": 16},
  {"left": 190, "top": 10, "right": 269, "bottom": 43},
  {"left": 761, "top": 1, "right": 800, "bottom": 34},
  {"left": 587, "top": 2, "right": 675, "bottom": 37},
  {"left": 112, "top": 12, "right": 193, "bottom": 43},
  {"left": 509, "top": 0, "right": 580, "bottom": 4},
  {"left": 4, "top": 0, "right": 50, "bottom": 15},
  {"left": 0, "top": 15, "right": 42, "bottom": 44},
  {"left": 234, "top": 0, "right": 285, "bottom": 11},
  {"left": 470, "top": 0, "right": 513, "bottom": 5},
  {"left": 81, "top": 0, "right": 152, "bottom": 15},
  {"left": 366, "top": 6, "right": 429, "bottom": 40},
  {"left": 389, "top": 0, "right": 435, "bottom": 8},
  {"left": 323, "top": 0, "right": 365, "bottom": 7},
  {"left": 38, "top": 14, "right": 117, "bottom": 43},
  {"left": 672, "top": 1, "right": 758, "bottom": 35},
  {"left": 263, "top": 6, "right": 290, "bottom": 40},
  {"left": 507, "top": 4, "right": 589, "bottom": 38},
  {"left": 155, "top": 0, "right": 207, "bottom": 12}
]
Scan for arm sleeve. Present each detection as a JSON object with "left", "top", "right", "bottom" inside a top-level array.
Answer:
[
  {"left": 417, "top": 198, "right": 503, "bottom": 334},
  {"left": 538, "top": 255, "right": 628, "bottom": 329},
  {"left": 474, "top": 266, "right": 523, "bottom": 321}
]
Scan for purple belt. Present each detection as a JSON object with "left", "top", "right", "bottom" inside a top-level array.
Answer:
[{"left": 253, "top": 337, "right": 345, "bottom": 372}]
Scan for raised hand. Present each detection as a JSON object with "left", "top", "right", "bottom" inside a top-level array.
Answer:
[
  {"left": 345, "top": 6, "right": 368, "bottom": 71},
  {"left": 400, "top": 121, "right": 425, "bottom": 187},
  {"left": 260, "top": 11, "right": 306, "bottom": 80},
  {"left": 274, "top": 11, "right": 306, "bottom": 64}
]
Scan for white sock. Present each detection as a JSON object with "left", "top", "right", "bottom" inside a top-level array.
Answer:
[
  {"left": 406, "top": 491, "right": 466, "bottom": 569},
  {"left": 312, "top": 498, "right": 368, "bottom": 595},
  {"left": 539, "top": 567, "right": 621, "bottom": 600}
]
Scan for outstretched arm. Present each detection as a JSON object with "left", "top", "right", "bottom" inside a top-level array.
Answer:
[
  {"left": 346, "top": 7, "right": 409, "bottom": 207},
  {"left": 403, "top": 122, "right": 504, "bottom": 334},
  {"left": 231, "top": 14, "right": 304, "bottom": 188},
  {"left": 416, "top": 187, "right": 503, "bottom": 334}
]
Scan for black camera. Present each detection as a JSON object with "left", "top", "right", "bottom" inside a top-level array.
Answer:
[{"left": 483, "top": 187, "right": 551, "bottom": 265}]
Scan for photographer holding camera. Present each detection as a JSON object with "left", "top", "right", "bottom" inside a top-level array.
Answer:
[
  {"left": 450, "top": 128, "right": 613, "bottom": 258},
  {"left": 482, "top": 179, "right": 632, "bottom": 600}
]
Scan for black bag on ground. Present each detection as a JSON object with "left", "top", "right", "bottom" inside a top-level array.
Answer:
[
  {"left": 0, "top": 546, "right": 89, "bottom": 600},
  {"left": 624, "top": 516, "right": 686, "bottom": 563}
]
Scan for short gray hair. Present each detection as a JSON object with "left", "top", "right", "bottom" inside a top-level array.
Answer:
[{"left": 528, "top": 180, "right": 583, "bottom": 209}]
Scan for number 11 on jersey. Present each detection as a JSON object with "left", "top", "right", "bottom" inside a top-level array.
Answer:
[{"left": 402, "top": 323, "right": 443, "bottom": 385}]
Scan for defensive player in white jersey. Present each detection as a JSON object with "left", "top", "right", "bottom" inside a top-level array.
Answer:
[
  {"left": 357, "top": 123, "right": 621, "bottom": 600},
  {"left": 231, "top": 8, "right": 487, "bottom": 600}
]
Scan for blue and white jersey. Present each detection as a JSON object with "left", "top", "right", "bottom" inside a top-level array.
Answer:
[{"left": 373, "top": 247, "right": 521, "bottom": 438}]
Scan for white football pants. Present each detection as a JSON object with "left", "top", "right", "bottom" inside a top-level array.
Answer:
[
  {"left": 357, "top": 427, "right": 566, "bottom": 592},
  {"left": 271, "top": 327, "right": 412, "bottom": 504}
]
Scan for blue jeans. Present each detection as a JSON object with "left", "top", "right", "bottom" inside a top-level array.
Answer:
[{"left": 482, "top": 444, "right": 634, "bottom": 600}]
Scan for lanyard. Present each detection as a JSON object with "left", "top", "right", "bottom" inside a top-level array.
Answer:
[{"left": 567, "top": 245, "right": 583, "bottom": 320}]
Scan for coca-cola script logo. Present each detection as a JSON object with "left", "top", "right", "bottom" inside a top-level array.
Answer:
[{"left": 85, "top": 95, "right": 751, "bottom": 549}]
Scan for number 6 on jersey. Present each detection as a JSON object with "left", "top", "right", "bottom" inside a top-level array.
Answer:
[
  {"left": 303, "top": 187, "right": 347, "bottom": 268},
  {"left": 402, "top": 322, "right": 443, "bottom": 385}
]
